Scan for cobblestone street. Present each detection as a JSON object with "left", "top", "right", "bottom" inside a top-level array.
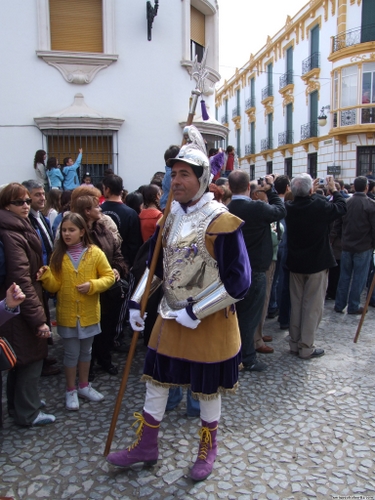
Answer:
[{"left": 1, "top": 300, "right": 375, "bottom": 500}]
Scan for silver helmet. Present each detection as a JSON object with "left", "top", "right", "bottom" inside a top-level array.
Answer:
[{"left": 169, "top": 125, "right": 210, "bottom": 202}]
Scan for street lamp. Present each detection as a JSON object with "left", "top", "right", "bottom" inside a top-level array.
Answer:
[{"left": 318, "top": 105, "right": 330, "bottom": 127}]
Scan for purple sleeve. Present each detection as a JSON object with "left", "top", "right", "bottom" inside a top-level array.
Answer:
[
  {"left": 0, "top": 300, "right": 19, "bottom": 327},
  {"left": 214, "top": 227, "right": 251, "bottom": 299}
]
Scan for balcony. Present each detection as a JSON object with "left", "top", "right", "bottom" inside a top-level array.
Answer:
[
  {"left": 245, "top": 143, "right": 255, "bottom": 155},
  {"left": 245, "top": 97, "right": 256, "bottom": 109},
  {"left": 302, "top": 53, "right": 320, "bottom": 75},
  {"left": 301, "top": 121, "right": 318, "bottom": 140},
  {"left": 232, "top": 106, "right": 240, "bottom": 118},
  {"left": 261, "top": 138, "right": 273, "bottom": 151},
  {"left": 221, "top": 114, "right": 229, "bottom": 125},
  {"left": 279, "top": 71, "right": 293, "bottom": 90},
  {"left": 332, "top": 24, "right": 375, "bottom": 52},
  {"left": 278, "top": 130, "right": 294, "bottom": 146},
  {"left": 261, "top": 84, "right": 273, "bottom": 101}
]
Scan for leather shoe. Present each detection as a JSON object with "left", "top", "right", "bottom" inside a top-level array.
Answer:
[
  {"left": 262, "top": 335, "right": 273, "bottom": 342},
  {"left": 300, "top": 348, "right": 325, "bottom": 359},
  {"left": 348, "top": 307, "right": 367, "bottom": 315},
  {"left": 41, "top": 365, "right": 61, "bottom": 376},
  {"left": 256, "top": 345, "right": 274, "bottom": 354}
]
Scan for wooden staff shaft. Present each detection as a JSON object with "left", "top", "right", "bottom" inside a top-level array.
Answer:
[
  {"left": 353, "top": 260, "right": 375, "bottom": 343},
  {"left": 104, "top": 105, "right": 197, "bottom": 457}
]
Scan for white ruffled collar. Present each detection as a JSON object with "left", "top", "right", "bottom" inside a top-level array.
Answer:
[{"left": 171, "top": 192, "right": 215, "bottom": 215}]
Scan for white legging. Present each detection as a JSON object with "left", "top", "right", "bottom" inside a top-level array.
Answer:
[{"left": 144, "top": 382, "right": 221, "bottom": 423}]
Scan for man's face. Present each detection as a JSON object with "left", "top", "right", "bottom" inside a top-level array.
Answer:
[
  {"left": 29, "top": 188, "right": 45, "bottom": 211},
  {"left": 171, "top": 162, "right": 200, "bottom": 204}
]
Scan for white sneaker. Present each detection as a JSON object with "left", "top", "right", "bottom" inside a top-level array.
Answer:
[
  {"left": 32, "top": 411, "right": 56, "bottom": 426},
  {"left": 66, "top": 390, "right": 79, "bottom": 410},
  {"left": 77, "top": 383, "right": 104, "bottom": 402}
]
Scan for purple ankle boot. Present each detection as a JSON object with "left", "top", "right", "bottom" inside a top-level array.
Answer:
[
  {"left": 106, "top": 411, "right": 160, "bottom": 467},
  {"left": 190, "top": 420, "right": 218, "bottom": 481}
]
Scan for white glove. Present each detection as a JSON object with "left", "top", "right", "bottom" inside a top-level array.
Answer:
[
  {"left": 174, "top": 308, "right": 201, "bottom": 330},
  {"left": 129, "top": 308, "right": 147, "bottom": 331}
]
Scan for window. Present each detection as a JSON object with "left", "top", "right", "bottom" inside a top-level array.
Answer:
[
  {"left": 266, "top": 161, "right": 273, "bottom": 175},
  {"left": 236, "top": 129, "right": 241, "bottom": 159},
  {"left": 49, "top": 0, "right": 103, "bottom": 52},
  {"left": 250, "top": 164, "right": 255, "bottom": 181},
  {"left": 46, "top": 130, "right": 115, "bottom": 186},
  {"left": 361, "top": 0, "right": 375, "bottom": 43},
  {"left": 361, "top": 63, "right": 375, "bottom": 123},
  {"left": 308, "top": 152, "right": 318, "bottom": 179},
  {"left": 250, "top": 122, "right": 255, "bottom": 154},
  {"left": 191, "top": 6, "right": 205, "bottom": 62},
  {"left": 357, "top": 146, "right": 375, "bottom": 176},
  {"left": 267, "top": 113, "right": 273, "bottom": 149},
  {"left": 36, "top": 0, "right": 117, "bottom": 84},
  {"left": 342, "top": 66, "right": 358, "bottom": 107},
  {"left": 285, "top": 157, "right": 292, "bottom": 178}
]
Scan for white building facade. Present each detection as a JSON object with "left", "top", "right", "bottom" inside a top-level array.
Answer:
[
  {"left": 215, "top": 0, "right": 375, "bottom": 184},
  {"left": 0, "top": 0, "right": 226, "bottom": 191}
]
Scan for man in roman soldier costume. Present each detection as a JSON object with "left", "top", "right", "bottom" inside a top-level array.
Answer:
[{"left": 107, "top": 125, "right": 251, "bottom": 481}]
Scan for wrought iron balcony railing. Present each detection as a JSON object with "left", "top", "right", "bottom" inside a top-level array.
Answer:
[
  {"left": 245, "top": 143, "right": 255, "bottom": 155},
  {"left": 232, "top": 106, "right": 241, "bottom": 118},
  {"left": 279, "top": 71, "right": 294, "bottom": 90},
  {"left": 245, "top": 97, "right": 256, "bottom": 109},
  {"left": 333, "top": 24, "right": 375, "bottom": 52},
  {"left": 261, "top": 84, "right": 273, "bottom": 101},
  {"left": 302, "top": 52, "right": 320, "bottom": 75},
  {"left": 261, "top": 138, "right": 273, "bottom": 151},
  {"left": 301, "top": 121, "right": 318, "bottom": 140},
  {"left": 221, "top": 114, "right": 229, "bottom": 124},
  {"left": 278, "top": 130, "right": 294, "bottom": 146}
]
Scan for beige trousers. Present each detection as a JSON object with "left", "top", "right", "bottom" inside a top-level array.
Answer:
[
  {"left": 254, "top": 261, "right": 276, "bottom": 348},
  {"left": 289, "top": 269, "right": 328, "bottom": 358}
]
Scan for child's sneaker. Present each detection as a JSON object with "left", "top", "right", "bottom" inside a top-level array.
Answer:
[
  {"left": 66, "top": 390, "right": 79, "bottom": 410},
  {"left": 77, "top": 384, "right": 104, "bottom": 402}
]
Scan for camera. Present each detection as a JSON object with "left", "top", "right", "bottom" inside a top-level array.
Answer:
[
  {"left": 318, "top": 178, "right": 325, "bottom": 185},
  {"left": 257, "top": 177, "right": 264, "bottom": 185}
]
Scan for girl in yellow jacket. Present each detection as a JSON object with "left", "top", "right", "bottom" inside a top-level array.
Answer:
[{"left": 37, "top": 213, "right": 115, "bottom": 411}]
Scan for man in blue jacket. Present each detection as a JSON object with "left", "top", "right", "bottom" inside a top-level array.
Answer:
[{"left": 62, "top": 148, "right": 82, "bottom": 190}]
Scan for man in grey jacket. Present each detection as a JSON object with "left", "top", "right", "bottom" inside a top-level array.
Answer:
[{"left": 334, "top": 176, "right": 375, "bottom": 314}]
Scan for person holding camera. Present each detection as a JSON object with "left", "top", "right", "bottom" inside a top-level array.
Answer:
[
  {"left": 285, "top": 174, "right": 347, "bottom": 359},
  {"left": 228, "top": 172, "right": 286, "bottom": 371}
]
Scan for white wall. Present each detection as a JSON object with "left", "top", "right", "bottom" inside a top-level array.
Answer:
[{"left": 0, "top": 0, "right": 218, "bottom": 191}]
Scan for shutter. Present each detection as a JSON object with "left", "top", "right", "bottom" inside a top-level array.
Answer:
[
  {"left": 48, "top": 134, "right": 112, "bottom": 165},
  {"left": 49, "top": 0, "right": 103, "bottom": 53},
  {"left": 191, "top": 6, "right": 205, "bottom": 47}
]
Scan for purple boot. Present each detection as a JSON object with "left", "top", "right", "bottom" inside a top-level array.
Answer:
[
  {"left": 106, "top": 411, "right": 160, "bottom": 467},
  {"left": 190, "top": 420, "right": 218, "bottom": 481}
]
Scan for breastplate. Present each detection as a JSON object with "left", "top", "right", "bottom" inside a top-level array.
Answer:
[{"left": 159, "top": 201, "right": 227, "bottom": 318}]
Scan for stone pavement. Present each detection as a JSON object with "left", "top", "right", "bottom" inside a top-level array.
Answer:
[{"left": 1, "top": 300, "right": 375, "bottom": 500}]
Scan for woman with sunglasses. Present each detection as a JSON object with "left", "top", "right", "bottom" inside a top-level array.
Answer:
[{"left": 0, "top": 183, "right": 55, "bottom": 426}]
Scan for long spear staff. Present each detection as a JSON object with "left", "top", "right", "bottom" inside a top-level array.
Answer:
[
  {"left": 104, "top": 53, "right": 211, "bottom": 456},
  {"left": 353, "top": 261, "right": 375, "bottom": 343}
]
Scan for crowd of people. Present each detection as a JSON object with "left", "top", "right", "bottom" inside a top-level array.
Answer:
[{"left": 1, "top": 138, "right": 375, "bottom": 482}]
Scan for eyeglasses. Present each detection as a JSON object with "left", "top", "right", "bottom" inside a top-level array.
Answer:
[{"left": 9, "top": 198, "right": 32, "bottom": 207}]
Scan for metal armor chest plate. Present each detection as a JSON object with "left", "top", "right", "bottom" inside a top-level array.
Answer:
[{"left": 159, "top": 201, "right": 227, "bottom": 318}]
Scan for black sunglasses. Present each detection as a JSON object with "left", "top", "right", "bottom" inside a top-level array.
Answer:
[{"left": 9, "top": 198, "right": 32, "bottom": 207}]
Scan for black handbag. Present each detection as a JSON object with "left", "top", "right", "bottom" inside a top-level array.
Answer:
[
  {"left": 0, "top": 337, "right": 17, "bottom": 371},
  {"left": 105, "top": 278, "right": 129, "bottom": 301}
]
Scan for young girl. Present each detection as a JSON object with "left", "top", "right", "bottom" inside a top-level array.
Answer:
[
  {"left": 37, "top": 213, "right": 115, "bottom": 411},
  {"left": 46, "top": 157, "right": 64, "bottom": 190}
]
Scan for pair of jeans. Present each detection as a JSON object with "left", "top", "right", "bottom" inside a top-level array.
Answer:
[
  {"left": 335, "top": 249, "right": 373, "bottom": 313},
  {"left": 235, "top": 270, "right": 266, "bottom": 367},
  {"left": 166, "top": 387, "right": 200, "bottom": 417}
]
